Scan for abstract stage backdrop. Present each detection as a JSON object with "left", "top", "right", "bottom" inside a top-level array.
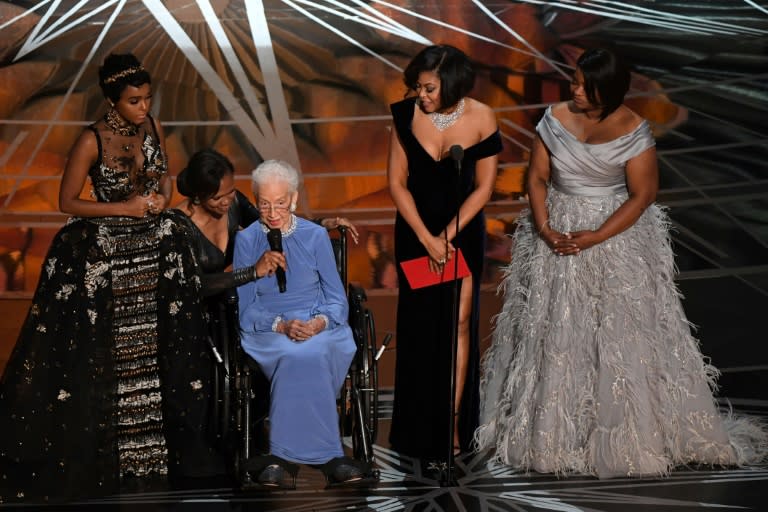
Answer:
[{"left": 0, "top": 1, "right": 766, "bottom": 397}]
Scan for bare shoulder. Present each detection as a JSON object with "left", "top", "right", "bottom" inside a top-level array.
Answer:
[
  {"left": 551, "top": 101, "right": 570, "bottom": 116},
  {"left": 70, "top": 126, "right": 98, "bottom": 156},
  {"left": 614, "top": 105, "right": 645, "bottom": 130},
  {"left": 466, "top": 97, "right": 497, "bottom": 133},
  {"left": 175, "top": 198, "right": 191, "bottom": 213}
]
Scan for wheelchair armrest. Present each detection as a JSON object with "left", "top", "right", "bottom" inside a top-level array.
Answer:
[
  {"left": 224, "top": 288, "right": 238, "bottom": 305},
  {"left": 347, "top": 283, "right": 367, "bottom": 305},
  {"left": 330, "top": 225, "right": 348, "bottom": 289}
]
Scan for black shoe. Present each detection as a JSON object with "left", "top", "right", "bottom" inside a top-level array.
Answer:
[
  {"left": 244, "top": 455, "right": 297, "bottom": 490},
  {"left": 321, "top": 456, "right": 377, "bottom": 488}
]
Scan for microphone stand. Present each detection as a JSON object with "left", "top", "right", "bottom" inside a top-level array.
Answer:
[{"left": 441, "top": 146, "right": 463, "bottom": 487}]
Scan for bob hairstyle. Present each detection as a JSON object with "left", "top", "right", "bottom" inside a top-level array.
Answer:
[
  {"left": 403, "top": 45, "right": 475, "bottom": 111},
  {"left": 98, "top": 53, "right": 151, "bottom": 103},
  {"left": 576, "top": 48, "right": 631, "bottom": 120},
  {"left": 177, "top": 148, "right": 234, "bottom": 202},
  {"left": 251, "top": 160, "right": 300, "bottom": 194}
]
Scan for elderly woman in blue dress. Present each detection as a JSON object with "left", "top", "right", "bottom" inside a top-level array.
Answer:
[{"left": 234, "top": 159, "right": 365, "bottom": 488}]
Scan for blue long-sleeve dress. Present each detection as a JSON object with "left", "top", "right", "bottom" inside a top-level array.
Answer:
[{"left": 234, "top": 215, "right": 356, "bottom": 465}]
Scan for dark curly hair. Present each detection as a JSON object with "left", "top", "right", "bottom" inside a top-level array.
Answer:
[
  {"left": 403, "top": 45, "right": 476, "bottom": 111},
  {"left": 177, "top": 148, "right": 235, "bottom": 202},
  {"left": 98, "top": 53, "right": 151, "bottom": 103},
  {"left": 576, "top": 48, "right": 631, "bottom": 121}
]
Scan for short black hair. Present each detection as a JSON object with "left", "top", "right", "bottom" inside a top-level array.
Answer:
[
  {"left": 403, "top": 45, "right": 475, "bottom": 110},
  {"left": 98, "top": 53, "right": 151, "bottom": 103},
  {"left": 177, "top": 149, "right": 235, "bottom": 201},
  {"left": 576, "top": 48, "right": 630, "bottom": 120}
]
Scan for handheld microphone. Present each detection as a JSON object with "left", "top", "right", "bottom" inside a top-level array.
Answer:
[
  {"left": 267, "top": 228, "right": 287, "bottom": 293},
  {"left": 449, "top": 144, "right": 464, "bottom": 169}
]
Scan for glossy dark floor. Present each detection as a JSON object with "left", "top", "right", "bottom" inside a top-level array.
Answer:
[{"left": 3, "top": 410, "right": 766, "bottom": 512}]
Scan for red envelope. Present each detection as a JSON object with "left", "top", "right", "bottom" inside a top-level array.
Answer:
[{"left": 400, "top": 249, "right": 471, "bottom": 289}]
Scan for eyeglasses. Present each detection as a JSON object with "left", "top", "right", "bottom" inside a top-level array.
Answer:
[{"left": 257, "top": 203, "right": 291, "bottom": 214}]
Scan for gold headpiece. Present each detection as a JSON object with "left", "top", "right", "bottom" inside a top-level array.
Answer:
[{"left": 103, "top": 66, "right": 145, "bottom": 84}]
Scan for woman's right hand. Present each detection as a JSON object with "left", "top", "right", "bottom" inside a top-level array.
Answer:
[
  {"left": 254, "top": 250, "right": 287, "bottom": 278},
  {"left": 540, "top": 227, "right": 579, "bottom": 256},
  {"left": 123, "top": 194, "right": 152, "bottom": 218},
  {"left": 421, "top": 233, "right": 455, "bottom": 273}
]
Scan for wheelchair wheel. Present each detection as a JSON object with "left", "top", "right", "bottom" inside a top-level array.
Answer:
[
  {"left": 351, "top": 307, "right": 379, "bottom": 462},
  {"left": 209, "top": 299, "right": 236, "bottom": 450},
  {"left": 338, "top": 372, "right": 353, "bottom": 437},
  {"left": 363, "top": 309, "right": 379, "bottom": 441}
]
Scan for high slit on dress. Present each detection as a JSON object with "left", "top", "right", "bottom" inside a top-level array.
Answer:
[{"left": 388, "top": 98, "right": 503, "bottom": 459}]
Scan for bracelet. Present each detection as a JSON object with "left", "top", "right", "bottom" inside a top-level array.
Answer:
[
  {"left": 312, "top": 314, "right": 329, "bottom": 331},
  {"left": 537, "top": 220, "right": 549, "bottom": 233},
  {"left": 233, "top": 266, "right": 259, "bottom": 286}
]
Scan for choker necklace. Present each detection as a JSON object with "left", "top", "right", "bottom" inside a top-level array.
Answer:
[
  {"left": 105, "top": 108, "right": 138, "bottom": 137},
  {"left": 428, "top": 98, "right": 465, "bottom": 132}
]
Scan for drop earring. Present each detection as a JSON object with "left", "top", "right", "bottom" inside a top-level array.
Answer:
[{"left": 290, "top": 203, "right": 296, "bottom": 212}]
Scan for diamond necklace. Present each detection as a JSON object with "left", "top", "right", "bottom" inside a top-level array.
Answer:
[{"left": 428, "top": 98, "right": 465, "bottom": 132}]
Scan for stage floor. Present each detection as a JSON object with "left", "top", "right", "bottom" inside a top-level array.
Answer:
[{"left": 4, "top": 414, "right": 767, "bottom": 512}]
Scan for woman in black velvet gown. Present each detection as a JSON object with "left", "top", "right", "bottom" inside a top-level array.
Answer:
[
  {"left": 387, "top": 45, "right": 502, "bottom": 461},
  {"left": 173, "top": 149, "right": 358, "bottom": 476}
]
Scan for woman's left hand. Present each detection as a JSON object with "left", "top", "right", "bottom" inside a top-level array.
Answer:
[
  {"left": 147, "top": 193, "right": 168, "bottom": 215},
  {"left": 322, "top": 217, "right": 359, "bottom": 244},
  {"left": 282, "top": 317, "right": 326, "bottom": 342},
  {"left": 561, "top": 230, "right": 602, "bottom": 254}
]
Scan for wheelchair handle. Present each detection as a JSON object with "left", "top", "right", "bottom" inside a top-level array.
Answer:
[{"left": 374, "top": 333, "right": 393, "bottom": 361}]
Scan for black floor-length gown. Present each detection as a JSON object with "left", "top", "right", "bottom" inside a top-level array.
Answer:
[
  {"left": 175, "top": 190, "right": 269, "bottom": 462},
  {"left": 388, "top": 98, "right": 502, "bottom": 459},
  {"left": 0, "top": 116, "right": 211, "bottom": 503}
]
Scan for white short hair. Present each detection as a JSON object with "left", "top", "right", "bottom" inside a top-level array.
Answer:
[{"left": 251, "top": 159, "right": 299, "bottom": 192}]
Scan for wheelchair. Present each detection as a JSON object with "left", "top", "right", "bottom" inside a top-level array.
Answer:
[{"left": 208, "top": 225, "right": 380, "bottom": 487}]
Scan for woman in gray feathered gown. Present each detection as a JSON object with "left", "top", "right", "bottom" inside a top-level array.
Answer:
[{"left": 475, "top": 48, "right": 767, "bottom": 479}]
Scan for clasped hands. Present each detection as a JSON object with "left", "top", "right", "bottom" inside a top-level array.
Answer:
[
  {"left": 126, "top": 192, "right": 168, "bottom": 217},
  {"left": 540, "top": 227, "right": 600, "bottom": 256},
  {"left": 422, "top": 233, "right": 455, "bottom": 274},
  {"left": 277, "top": 317, "right": 326, "bottom": 342},
  {"left": 252, "top": 250, "right": 325, "bottom": 342}
]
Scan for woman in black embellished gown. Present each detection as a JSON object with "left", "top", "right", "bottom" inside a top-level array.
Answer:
[
  {"left": 387, "top": 45, "right": 502, "bottom": 461},
  {"left": 0, "top": 54, "right": 211, "bottom": 503}
]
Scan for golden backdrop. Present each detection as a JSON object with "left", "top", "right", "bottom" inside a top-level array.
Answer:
[{"left": 2, "top": 0, "right": 742, "bottom": 295}]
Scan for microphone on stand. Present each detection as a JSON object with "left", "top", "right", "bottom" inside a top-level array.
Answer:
[
  {"left": 442, "top": 143, "right": 464, "bottom": 487},
  {"left": 449, "top": 144, "right": 464, "bottom": 171},
  {"left": 267, "top": 228, "right": 287, "bottom": 293}
]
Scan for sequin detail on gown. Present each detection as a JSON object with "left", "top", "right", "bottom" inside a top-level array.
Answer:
[
  {"left": 107, "top": 216, "right": 168, "bottom": 476},
  {"left": 0, "top": 117, "right": 209, "bottom": 503}
]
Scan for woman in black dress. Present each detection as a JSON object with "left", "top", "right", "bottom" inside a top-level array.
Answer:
[
  {"left": 0, "top": 54, "right": 209, "bottom": 502},
  {"left": 387, "top": 45, "right": 502, "bottom": 461}
]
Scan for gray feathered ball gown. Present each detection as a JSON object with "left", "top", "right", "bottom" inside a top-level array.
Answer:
[{"left": 475, "top": 106, "right": 767, "bottom": 478}]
